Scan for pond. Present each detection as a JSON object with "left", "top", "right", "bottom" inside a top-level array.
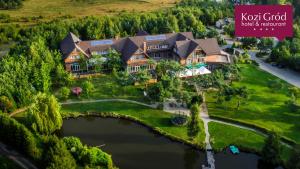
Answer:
[{"left": 60, "top": 117, "right": 268, "bottom": 169}]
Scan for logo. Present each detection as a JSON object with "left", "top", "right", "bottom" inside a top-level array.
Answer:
[{"left": 235, "top": 5, "right": 293, "bottom": 41}]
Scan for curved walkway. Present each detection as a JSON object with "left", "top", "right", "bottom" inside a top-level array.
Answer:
[
  {"left": 9, "top": 106, "right": 30, "bottom": 117},
  {"left": 61, "top": 99, "right": 158, "bottom": 108},
  {"left": 200, "top": 101, "right": 292, "bottom": 148},
  {"left": 62, "top": 98, "right": 294, "bottom": 148},
  {"left": 0, "top": 142, "right": 38, "bottom": 169}
]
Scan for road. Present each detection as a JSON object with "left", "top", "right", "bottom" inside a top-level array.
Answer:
[
  {"left": 0, "top": 142, "right": 38, "bottom": 169},
  {"left": 219, "top": 32, "right": 300, "bottom": 88},
  {"left": 249, "top": 51, "right": 300, "bottom": 88}
]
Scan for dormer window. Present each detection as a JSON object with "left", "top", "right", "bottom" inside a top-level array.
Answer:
[
  {"left": 147, "top": 44, "right": 169, "bottom": 50},
  {"left": 130, "top": 55, "right": 145, "bottom": 61}
]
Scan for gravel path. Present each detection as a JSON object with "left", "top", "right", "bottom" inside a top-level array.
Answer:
[{"left": 61, "top": 99, "right": 158, "bottom": 108}]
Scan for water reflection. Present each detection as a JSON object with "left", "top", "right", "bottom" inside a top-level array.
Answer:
[{"left": 61, "top": 117, "right": 273, "bottom": 169}]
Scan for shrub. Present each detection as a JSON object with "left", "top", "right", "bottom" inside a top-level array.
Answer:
[
  {"left": 63, "top": 137, "right": 114, "bottom": 169},
  {"left": 267, "top": 79, "right": 283, "bottom": 90},
  {"left": 190, "top": 95, "right": 203, "bottom": 105},
  {"left": 187, "top": 104, "right": 201, "bottom": 138},
  {"left": 82, "top": 80, "right": 94, "bottom": 98},
  {"left": 26, "top": 93, "right": 63, "bottom": 135},
  {"left": 42, "top": 136, "right": 76, "bottom": 169},
  {"left": 59, "top": 87, "right": 70, "bottom": 100},
  {"left": 261, "top": 132, "right": 281, "bottom": 166},
  {"left": 0, "top": 114, "right": 42, "bottom": 160},
  {"left": 286, "top": 145, "right": 300, "bottom": 169},
  {"left": 286, "top": 100, "right": 300, "bottom": 113}
]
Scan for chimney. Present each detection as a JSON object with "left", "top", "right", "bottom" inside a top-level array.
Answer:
[{"left": 143, "top": 42, "right": 147, "bottom": 52}]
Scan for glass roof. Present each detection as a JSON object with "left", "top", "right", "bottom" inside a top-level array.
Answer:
[
  {"left": 91, "top": 40, "right": 113, "bottom": 46},
  {"left": 145, "top": 35, "right": 166, "bottom": 41}
]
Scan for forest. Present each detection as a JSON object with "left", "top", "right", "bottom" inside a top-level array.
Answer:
[{"left": 0, "top": 0, "right": 23, "bottom": 9}]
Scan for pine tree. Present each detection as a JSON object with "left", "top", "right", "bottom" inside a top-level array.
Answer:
[{"left": 261, "top": 132, "right": 281, "bottom": 166}]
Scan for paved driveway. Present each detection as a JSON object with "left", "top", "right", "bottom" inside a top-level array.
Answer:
[{"left": 249, "top": 51, "right": 300, "bottom": 88}]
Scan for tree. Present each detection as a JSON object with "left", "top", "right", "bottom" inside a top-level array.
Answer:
[
  {"left": 190, "top": 95, "right": 203, "bottom": 106},
  {"left": 82, "top": 81, "right": 94, "bottom": 98},
  {"left": 114, "top": 70, "right": 133, "bottom": 86},
  {"left": 187, "top": 104, "right": 201, "bottom": 138},
  {"left": 59, "top": 87, "right": 70, "bottom": 101},
  {"left": 106, "top": 49, "right": 122, "bottom": 72},
  {"left": 27, "top": 93, "right": 63, "bottom": 135},
  {"left": 132, "top": 70, "right": 151, "bottom": 89},
  {"left": 63, "top": 136, "right": 114, "bottom": 169},
  {"left": 219, "top": 85, "right": 248, "bottom": 109},
  {"left": 223, "top": 23, "right": 234, "bottom": 37},
  {"left": 43, "top": 136, "right": 77, "bottom": 169},
  {"left": 82, "top": 79, "right": 94, "bottom": 98},
  {"left": 289, "top": 87, "right": 300, "bottom": 99},
  {"left": 261, "top": 132, "right": 281, "bottom": 166},
  {"left": 258, "top": 38, "right": 274, "bottom": 52},
  {"left": 54, "top": 64, "right": 73, "bottom": 87},
  {"left": 0, "top": 0, "right": 24, "bottom": 9},
  {"left": 0, "top": 95, "right": 15, "bottom": 113},
  {"left": 235, "top": 86, "right": 249, "bottom": 109},
  {"left": 155, "top": 60, "right": 182, "bottom": 79},
  {"left": 0, "top": 114, "right": 42, "bottom": 160},
  {"left": 88, "top": 55, "right": 105, "bottom": 73},
  {"left": 241, "top": 37, "right": 258, "bottom": 49},
  {"left": 287, "top": 145, "right": 300, "bottom": 169},
  {"left": 206, "top": 28, "right": 219, "bottom": 38}
]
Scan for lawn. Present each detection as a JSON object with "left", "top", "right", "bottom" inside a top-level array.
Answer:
[
  {"left": 0, "top": 0, "right": 176, "bottom": 24},
  {"left": 61, "top": 101, "right": 205, "bottom": 148},
  {"left": 206, "top": 64, "right": 300, "bottom": 143},
  {"left": 209, "top": 122, "right": 265, "bottom": 151},
  {"left": 57, "top": 74, "right": 148, "bottom": 102},
  {"left": 208, "top": 122, "right": 293, "bottom": 163}
]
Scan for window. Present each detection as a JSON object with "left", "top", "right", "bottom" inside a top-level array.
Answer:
[
  {"left": 135, "top": 66, "right": 140, "bottom": 72},
  {"left": 153, "top": 53, "right": 161, "bottom": 58},
  {"left": 162, "top": 45, "right": 168, "bottom": 49},
  {"left": 70, "top": 55, "right": 80, "bottom": 60},
  {"left": 147, "top": 44, "right": 168, "bottom": 50},
  {"left": 71, "top": 63, "right": 80, "bottom": 72},
  {"left": 93, "top": 50, "right": 108, "bottom": 55},
  {"left": 130, "top": 66, "right": 135, "bottom": 72},
  {"left": 187, "top": 59, "right": 192, "bottom": 65},
  {"left": 131, "top": 55, "right": 145, "bottom": 61}
]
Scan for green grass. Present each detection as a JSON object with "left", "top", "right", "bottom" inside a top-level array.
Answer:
[
  {"left": 61, "top": 101, "right": 205, "bottom": 147},
  {"left": 0, "top": 0, "right": 176, "bottom": 24},
  {"left": 0, "top": 155, "right": 20, "bottom": 169},
  {"left": 208, "top": 122, "right": 293, "bottom": 164},
  {"left": 206, "top": 64, "right": 300, "bottom": 143},
  {"left": 57, "top": 74, "right": 148, "bottom": 102},
  {"left": 208, "top": 122, "right": 265, "bottom": 152}
]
